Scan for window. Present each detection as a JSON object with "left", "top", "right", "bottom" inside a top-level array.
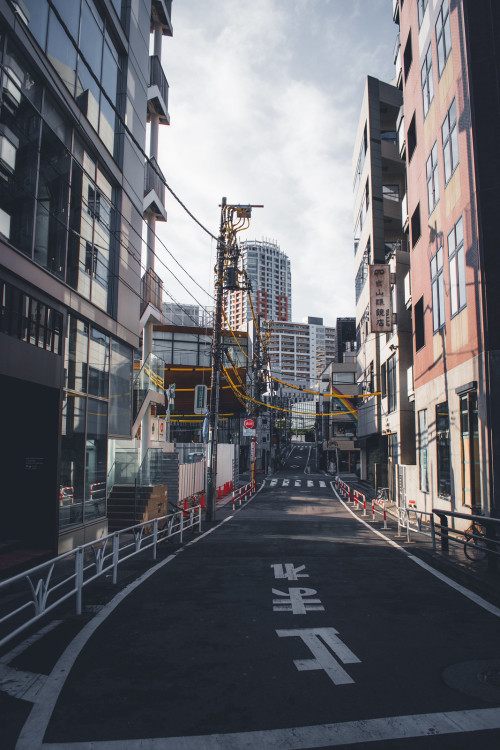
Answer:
[
  {"left": 460, "top": 390, "right": 480, "bottom": 510},
  {"left": 403, "top": 33, "right": 413, "bottom": 80},
  {"left": 426, "top": 142, "right": 440, "bottom": 214},
  {"left": 436, "top": 402, "right": 451, "bottom": 495},
  {"left": 387, "top": 356, "right": 397, "bottom": 413},
  {"left": 417, "top": 0, "right": 428, "bottom": 28},
  {"left": 436, "top": 0, "right": 452, "bottom": 77},
  {"left": 355, "top": 243, "right": 370, "bottom": 303},
  {"left": 442, "top": 99, "right": 459, "bottom": 184},
  {"left": 407, "top": 113, "right": 417, "bottom": 161},
  {"left": 421, "top": 44, "right": 434, "bottom": 119},
  {"left": 0, "top": 279, "right": 63, "bottom": 353},
  {"left": 381, "top": 361, "right": 387, "bottom": 399},
  {"left": 414, "top": 296, "right": 425, "bottom": 351},
  {"left": 431, "top": 246, "right": 445, "bottom": 332},
  {"left": 418, "top": 409, "right": 429, "bottom": 492},
  {"left": 411, "top": 204, "right": 421, "bottom": 247},
  {"left": 448, "top": 216, "right": 466, "bottom": 315},
  {"left": 383, "top": 184, "right": 400, "bottom": 202}
]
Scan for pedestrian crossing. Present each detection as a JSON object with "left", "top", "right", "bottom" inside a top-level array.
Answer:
[{"left": 267, "top": 479, "right": 328, "bottom": 489}]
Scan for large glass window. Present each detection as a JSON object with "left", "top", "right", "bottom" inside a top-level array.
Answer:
[
  {"left": 460, "top": 391, "right": 480, "bottom": 510},
  {"left": 442, "top": 98, "right": 459, "bottom": 184},
  {"left": 448, "top": 216, "right": 466, "bottom": 316},
  {"left": 426, "top": 142, "right": 440, "bottom": 214},
  {"left": 436, "top": 402, "right": 451, "bottom": 496},
  {"left": 65, "top": 317, "right": 89, "bottom": 393},
  {"left": 436, "top": 0, "right": 452, "bottom": 77},
  {"left": 431, "top": 246, "right": 445, "bottom": 332},
  {"left": 84, "top": 398, "right": 108, "bottom": 521},
  {"left": 88, "top": 326, "right": 110, "bottom": 398},
  {"left": 387, "top": 355, "right": 397, "bottom": 413},
  {"left": 109, "top": 339, "right": 133, "bottom": 436},
  {"left": 421, "top": 43, "right": 434, "bottom": 118},
  {"left": 418, "top": 409, "right": 429, "bottom": 492},
  {"left": 60, "top": 393, "right": 86, "bottom": 527}
]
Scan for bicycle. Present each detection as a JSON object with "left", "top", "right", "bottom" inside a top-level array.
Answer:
[{"left": 463, "top": 519, "right": 488, "bottom": 562}]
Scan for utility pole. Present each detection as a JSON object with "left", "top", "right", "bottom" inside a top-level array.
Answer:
[
  {"left": 206, "top": 197, "right": 227, "bottom": 522},
  {"left": 206, "top": 199, "right": 263, "bottom": 522}
]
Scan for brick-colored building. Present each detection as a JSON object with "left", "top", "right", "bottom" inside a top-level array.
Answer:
[{"left": 395, "top": 0, "right": 500, "bottom": 517}]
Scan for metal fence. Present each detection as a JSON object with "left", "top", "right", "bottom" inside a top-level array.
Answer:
[{"left": 0, "top": 506, "right": 202, "bottom": 649}]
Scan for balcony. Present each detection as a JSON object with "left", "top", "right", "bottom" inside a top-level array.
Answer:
[
  {"left": 407, "top": 365, "right": 415, "bottom": 402},
  {"left": 141, "top": 267, "right": 163, "bottom": 314},
  {"left": 393, "top": 0, "right": 400, "bottom": 24},
  {"left": 147, "top": 55, "right": 170, "bottom": 125},
  {"left": 144, "top": 157, "right": 168, "bottom": 222},
  {"left": 151, "top": 0, "right": 173, "bottom": 36},
  {"left": 404, "top": 271, "right": 412, "bottom": 309},
  {"left": 401, "top": 192, "right": 409, "bottom": 232},
  {"left": 397, "top": 106, "right": 405, "bottom": 158}
]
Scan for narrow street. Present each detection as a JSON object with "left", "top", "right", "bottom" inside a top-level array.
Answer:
[{"left": 3, "top": 447, "right": 500, "bottom": 749}]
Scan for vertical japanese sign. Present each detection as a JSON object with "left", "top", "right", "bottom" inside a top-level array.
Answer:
[{"left": 369, "top": 264, "right": 392, "bottom": 332}]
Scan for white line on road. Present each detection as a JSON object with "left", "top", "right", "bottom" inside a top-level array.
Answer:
[
  {"left": 283, "top": 479, "right": 289, "bottom": 486},
  {"left": 307, "top": 480, "right": 314, "bottom": 487},
  {"left": 294, "top": 480, "right": 301, "bottom": 487},
  {"left": 319, "top": 481, "right": 326, "bottom": 488},
  {"left": 330, "top": 482, "right": 500, "bottom": 620},
  {"left": 14, "top": 485, "right": 267, "bottom": 750},
  {"left": 40, "top": 707, "right": 500, "bottom": 749}
]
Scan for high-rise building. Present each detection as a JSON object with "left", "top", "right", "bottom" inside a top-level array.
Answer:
[
  {"left": 0, "top": 0, "right": 172, "bottom": 560},
  {"left": 394, "top": 0, "right": 500, "bottom": 516},
  {"left": 224, "top": 239, "right": 291, "bottom": 329}
]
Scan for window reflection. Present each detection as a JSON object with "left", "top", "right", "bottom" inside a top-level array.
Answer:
[{"left": 60, "top": 393, "right": 86, "bottom": 527}]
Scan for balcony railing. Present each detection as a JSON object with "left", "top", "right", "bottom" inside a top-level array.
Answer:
[
  {"left": 144, "top": 157, "right": 167, "bottom": 221},
  {"left": 141, "top": 267, "right": 163, "bottom": 313},
  {"left": 148, "top": 55, "right": 170, "bottom": 124}
]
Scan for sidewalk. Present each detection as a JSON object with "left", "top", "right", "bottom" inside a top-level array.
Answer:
[{"left": 334, "top": 472, "right": 500, "bottom": 609}]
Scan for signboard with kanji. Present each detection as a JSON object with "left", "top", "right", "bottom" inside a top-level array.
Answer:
[{"left": 369, "top": 264, "right": 392, "bottom": 332}]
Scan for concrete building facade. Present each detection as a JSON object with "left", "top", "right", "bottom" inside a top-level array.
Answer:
[
  {"left": 266, "top": 317, "right": 336, "bottom": 391},
  {"left": 394, "top": 0, "right": 500, "bottom": 518},
  {"left": 353, "top": 75, "right": 414, "bottom": 495}
]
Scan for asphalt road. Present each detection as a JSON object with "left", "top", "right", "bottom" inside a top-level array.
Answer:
[{"left": 3, "top": 446, "right": 500, "bottom": 749}]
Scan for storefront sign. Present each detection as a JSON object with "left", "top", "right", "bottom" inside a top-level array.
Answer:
[{"left": 369, "top": 265, "right": 392, "bottom": 332}]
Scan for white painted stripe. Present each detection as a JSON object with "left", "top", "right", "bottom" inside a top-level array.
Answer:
[
  {"left": 319, "top": 481, "right": 326, "bottom": 488},
  {"left": 40, "top": 707, "right": 500, "bottom": 749},
  {"left": 270, "top": 479, "right": 278, "bottom": 487},
  {"left": 307, "top": 480, "right": 313, "bottom": 487},
  {"left": 329, "top": 482, "right": 500, "bottom": 619},
  {"left": 14, "top": 505, "right": 246, "bottom": 750},
  {"left": 294, "top": 480, "right": 301, "bottom": 487},
  {"left": 283, "top": 479, "right": 289, "bottom": 486}
]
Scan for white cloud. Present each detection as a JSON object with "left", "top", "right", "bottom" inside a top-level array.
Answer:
[{"left": 154, "top": 0, "right": 396, "bottom": 325}]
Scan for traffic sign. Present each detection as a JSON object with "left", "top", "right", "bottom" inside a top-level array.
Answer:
[{"left": 244, "top": 418, "right": 255, "bottom": 429}]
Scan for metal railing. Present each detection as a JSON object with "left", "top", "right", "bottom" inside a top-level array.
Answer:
[
  {"left": 0, "top": 505, "right": 202, "bottom": 649},
  {"left": 149, "top": 54, "right": 169, "bottom": 111},
  {"left": 431, "top": 509, "right": 500, "bottom": 572}
]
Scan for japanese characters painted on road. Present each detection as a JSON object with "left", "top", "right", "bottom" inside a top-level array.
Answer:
[
  {"left": 272, "top": 587, "right": 325, "bottom": 615},
  {"left": 276, "top": 628, "right": 361, "bottom": 685},
  {"left": 243, "top": 417, "right": 256, "bottom": 437},
  {"left": 271, "top": 563, "right": 309, "bottom": 581},
  {"left": 369, "top": 264, "right": 392, "bottom": 332}
]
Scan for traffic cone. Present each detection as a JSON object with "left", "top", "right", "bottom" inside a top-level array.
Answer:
[
  {"left": 217, "top": 486, "right": 222, "bottom": 499},
  {"left": 200, "top": 493, "right": 205, "bottom": 509},
  {"left": 183, "top": 498, "right": 188, "bottom": 517}
]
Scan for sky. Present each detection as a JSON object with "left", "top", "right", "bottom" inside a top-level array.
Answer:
[{"left": 155, "top": 0, "right": 397, "bottom": 327}]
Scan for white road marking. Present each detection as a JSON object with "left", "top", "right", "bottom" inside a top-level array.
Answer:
[
  {"left": 307, "top": 480, "right": 314, "bottom": 487},
  {"left": 282, "top": 479, "right": 290, "bottom": 486},
  {"left": 270, "top": 479, "right": 278, "bottom": 486},
  {"left": 39, "top": 707, "right": 500, "bottom": 749},
  {"left": 330, "top": 482, "right": 500, "bottom": 620},
  {"left": 271, "top": 563, "right": 308, "bottom": 580},
  {"left": 294, "top": 480, "right": 301, "bottom": 487},
  {"left": 277, "top": 627, "right": 360, "bottom": 685},
  {"left": 319, "top": 481, "right": 326, "bottom": 488},
  {"left": 272, "top": 587, "right": 325, "bottom": 614}
]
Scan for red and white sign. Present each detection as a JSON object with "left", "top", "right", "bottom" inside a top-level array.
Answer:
[{"left": 244, "top": 418, "right": 255, "bottom": 429}]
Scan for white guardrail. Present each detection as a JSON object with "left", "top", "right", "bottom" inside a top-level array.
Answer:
[{"left": 0, "top": 505, "right": 202, "bottom": 649}]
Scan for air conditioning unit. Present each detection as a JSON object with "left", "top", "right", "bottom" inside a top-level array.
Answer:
[
  {"left": 0, "top": 124, "right": 19, "bottom": 177},
  {"left": 2, "top": 66, "right": 22, "bottom": 112}
]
